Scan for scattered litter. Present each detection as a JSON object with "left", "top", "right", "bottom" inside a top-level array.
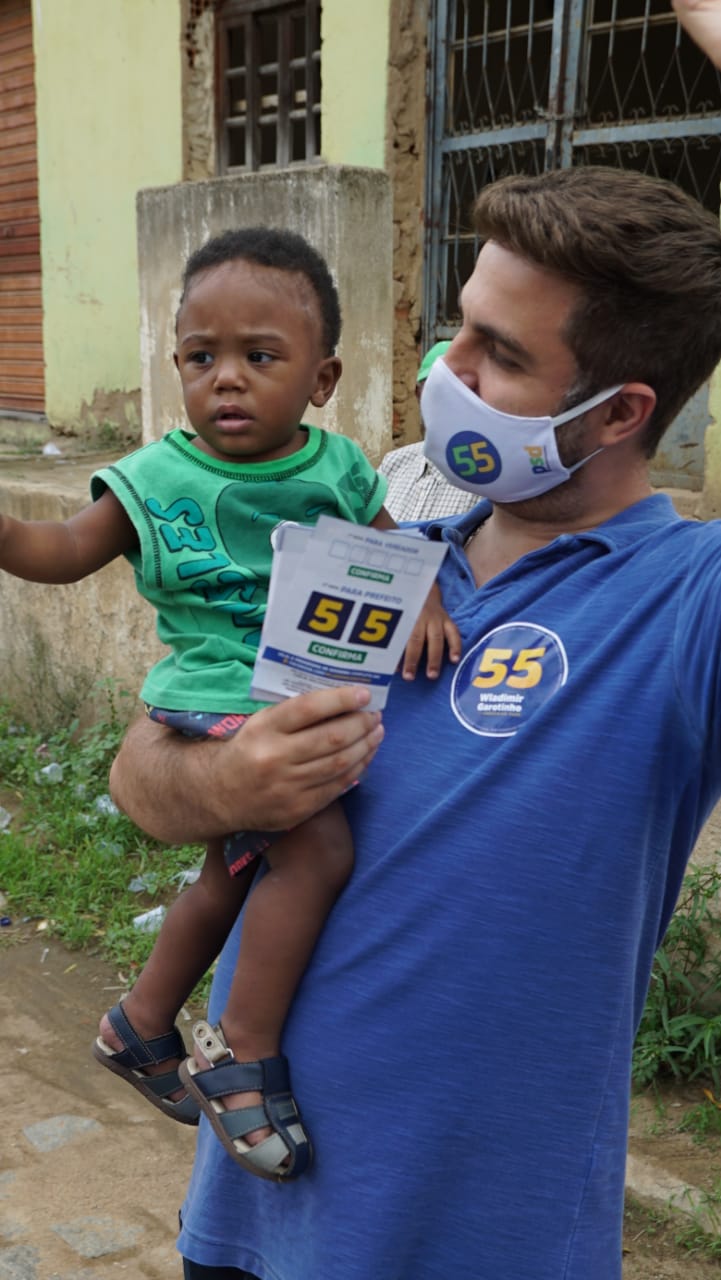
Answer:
[
  {"left": 35, "top": 762, "right": 63, "bottom": 784},
  {"left": 128, "top": 873, "right": 158, "bottom": 894},
  {"left": 132, "top": 905, "right": 166, "bottom": 933},
  {"left": 0, "top": 807, "right": 12, "bottom": 831},
  {"left": 179, "top": 1004, "right": 191, "bottom": 1022},
  {"left": 97, "top": 839, "right": 123, "bottom": 857},
  {"left": 35, "top": 920, "right": 48, "bottom": 932},
  {"left": 64, "top": 963, "right": 77, "bottom": 974},
  {"left": 0, "top": 917, "right": 11, "bottom": 927},
  {"left": 40, "top": 947, "right": 49, "bottom": 963},
  {"left": 172, "top": 866, "right": 202, "bottom": 889},
  {"left": 94, "top": 794, "right": 120, "bottom": 817},
  {"left": 42, "top": 441, "right": 63, "bottom": 456}
]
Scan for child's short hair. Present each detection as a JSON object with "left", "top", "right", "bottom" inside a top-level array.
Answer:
[{"left": 179, "top": 227, "right": 342, "bottom": 355}]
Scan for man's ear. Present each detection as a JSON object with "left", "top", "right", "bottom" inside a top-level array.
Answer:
[
  {"left": 310, "top": 356, "right": 343, "bottom": 408},
  {"left": 596, "top": 383, "right": 656, "bottom": 447}
]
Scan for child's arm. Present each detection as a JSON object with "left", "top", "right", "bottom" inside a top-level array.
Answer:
[
  {"left": 369, "top": 506, "right": 462, "bottom": 679},
  {"left": 0, "top": 490, "right": 137, "bottom": 583}
]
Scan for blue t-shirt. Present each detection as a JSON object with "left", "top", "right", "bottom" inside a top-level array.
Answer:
[{"left": 178, "top": 494, "right": 721, "bottom": 1280}]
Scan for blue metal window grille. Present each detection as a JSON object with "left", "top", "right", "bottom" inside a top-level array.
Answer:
[{"left": 423, "top": 0, "right": 721, "bottom": 488}]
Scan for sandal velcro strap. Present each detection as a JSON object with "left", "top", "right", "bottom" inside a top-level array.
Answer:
[
  {"left": 194, "top": 1059, "right": 266, "bottom": 1101},
  {"left": 106, "top": 1003, "right": 185, "bottom": 1071},
  {"left": 93, "top": 1002, "right": 200, "bottom": 1126},
  {"left": 179, "top": 1023, "right": 313, "bottom": 1181}
]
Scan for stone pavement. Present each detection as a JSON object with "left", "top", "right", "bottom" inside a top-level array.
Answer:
[{"left": 0, "top": 937, "right": 195, "bottom": 1280}]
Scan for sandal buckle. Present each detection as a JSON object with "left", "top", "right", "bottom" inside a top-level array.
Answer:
[{"left": 192, "top": 1019, "right": 233, "bottom": 1065}]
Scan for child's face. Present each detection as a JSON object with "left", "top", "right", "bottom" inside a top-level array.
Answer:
[{"left": 174, "top": 259, "right": 341, "bottom": 464}]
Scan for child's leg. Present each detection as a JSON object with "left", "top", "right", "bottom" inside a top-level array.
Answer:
[
  {"left": 221, "top": 797, "right": 353, "bottom": 1063},
  {"left": 186, "top": 799, "right": 353, "bottom": 1152},
  {"left": 97, "top": 839, "right": 255, "bottom": 1093}
]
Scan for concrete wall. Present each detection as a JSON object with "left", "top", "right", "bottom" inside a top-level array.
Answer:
[
  {"left": 0, "top": 456, "right": 163, "bottom": 728},
  {"left": 136, "top": 166, "right": 394, "bottom": 465},
  {"left": 32, "top": 0, "right": 184, "bottom": 440},
  {"left": 699, "top": 369, "right": 721, "bottom": 519},
  {"left": 386, "top": 0, "right": 428, "bottom": 445}
]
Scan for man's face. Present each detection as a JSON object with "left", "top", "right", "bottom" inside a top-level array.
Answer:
[{"left": 444, "top": 240, "right": 581, "bottom": 420}]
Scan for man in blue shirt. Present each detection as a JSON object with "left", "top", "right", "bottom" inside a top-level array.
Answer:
[{"left": 110, "top": 165, "right": 721, "bottom": 1279}]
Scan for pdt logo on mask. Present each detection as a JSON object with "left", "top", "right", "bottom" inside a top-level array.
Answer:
[
  {"left": 445, "top": 431, "right": 502, "bottom": 485},
  {"left": 524, "top": 445, "right": 552, "bottom": 475}
]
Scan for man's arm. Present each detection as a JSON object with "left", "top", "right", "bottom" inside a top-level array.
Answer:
[{"left": 110, "top": 686, "right": 385, "bottom": 844}]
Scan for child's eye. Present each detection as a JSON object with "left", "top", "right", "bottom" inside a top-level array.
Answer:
[
  {"left": 189, "top": 351, "right": 213, "bottom": 367},
  {"left": 248, "top": 351, "right": 274, "bottom": 365}
]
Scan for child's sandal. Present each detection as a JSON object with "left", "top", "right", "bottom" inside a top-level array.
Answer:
[
  {"left": 177, "top": 1020, "right": 312, "bottom": 1181},
  {"left": 93, "top": 1002, "right": 200, "bottom": 1125}
]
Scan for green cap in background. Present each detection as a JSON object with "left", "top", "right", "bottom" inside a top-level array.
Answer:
[{"left": 416, "top": 339, "right": 452, "bottom": 383}]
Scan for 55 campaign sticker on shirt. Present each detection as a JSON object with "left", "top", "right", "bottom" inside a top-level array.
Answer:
[{"left": 451, "top": 621, "right": 568, "bottom": 737}]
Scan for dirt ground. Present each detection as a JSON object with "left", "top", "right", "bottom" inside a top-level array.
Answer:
[
  {"left": 625, "top": 1082, "right": 721, "bottom": 1277},
  {"left": 1, "top": 931, "right": 720, "bottom": 1278},
  {"left": 623, "top": 1199, "right": 721, "bottom": 1278},
  {"left": 3, "top": 776, "right": 721, "bottom": 1278},
  {"left": 0, "top": 932, "right": 194, "bottom": 1279}
]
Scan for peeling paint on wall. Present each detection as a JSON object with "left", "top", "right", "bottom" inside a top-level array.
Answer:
[
  {"left": 182, "top": 0, "right": 216, "bottom": 180},
  {"left": 53, "top": 388, "right": 141, "bottom": 451},
  {"left": 386, "top": 0, "right": 427, "bottom": 448}
]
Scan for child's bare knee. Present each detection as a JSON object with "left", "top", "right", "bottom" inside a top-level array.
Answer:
[{"left": 269, "top": 802, "right": 354, "bottom": 895}]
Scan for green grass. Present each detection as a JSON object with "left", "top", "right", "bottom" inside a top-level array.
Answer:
[
  {"left": 625, "top": 1193, "right": 721, "bottom": 1264},
  {"left": 0, "top": 698, "right": 208, "bottom": 993},
  {"left": 633, "top": 864, "right": 721, "bottom": 1094}
]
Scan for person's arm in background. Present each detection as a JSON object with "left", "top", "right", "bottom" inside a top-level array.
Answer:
[
  {"left": 673, "top": 1, "right": 721, "bottom": 67},
  {"left": 109, "top": 685, "right": 385, "bottom": 844}
]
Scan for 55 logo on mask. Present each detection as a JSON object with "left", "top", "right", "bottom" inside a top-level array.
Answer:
[
  {"left": 448, "top": 433, "right": 553, "bottom": 483},
  {"left": 448, "top": 432, "right": 501, "bottom": 482},
  {"left": 451, "top": 622, "right": 568, "bottom": 737}
]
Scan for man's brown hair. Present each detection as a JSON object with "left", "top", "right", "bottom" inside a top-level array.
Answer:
[{"left": 474, "top": 166, "right": 721, "bottom": 456}]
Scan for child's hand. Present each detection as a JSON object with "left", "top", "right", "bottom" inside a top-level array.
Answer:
[{"left": 401, "top": 582, "right": 462, "bottom": 680}]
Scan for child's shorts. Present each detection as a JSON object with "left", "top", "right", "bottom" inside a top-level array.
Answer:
[{"left": 145, "top": 706, "right": 285, "bottom": 878}]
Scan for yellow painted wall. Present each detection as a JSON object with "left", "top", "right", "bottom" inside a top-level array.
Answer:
[
  {"left": 321, "top": 0, "right": 391, "bottom": 168},
  {"left": 32, "top": 0, "right": 184, "bottom": 433}
]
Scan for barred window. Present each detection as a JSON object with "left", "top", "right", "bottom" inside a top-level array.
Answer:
[{"left": 217, "top": 0, "right": 321, "bottom": 172}]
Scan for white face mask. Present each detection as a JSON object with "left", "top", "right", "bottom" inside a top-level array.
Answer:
[{"left": 421, "top": 357, "right": 623, "bottom": 503}]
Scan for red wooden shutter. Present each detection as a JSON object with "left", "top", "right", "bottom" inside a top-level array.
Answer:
[{"left": 0, "top": 0, "right": 44, "bottom": 414}]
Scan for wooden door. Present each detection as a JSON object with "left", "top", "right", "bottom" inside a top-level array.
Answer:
[{"left": 0, "top": 0, "right": 44, "bottom": 415}]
